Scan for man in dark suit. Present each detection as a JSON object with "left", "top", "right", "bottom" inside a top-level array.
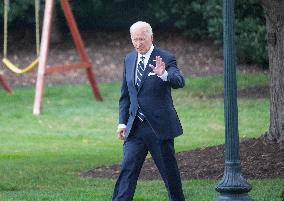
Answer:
[{"left": 112, "top": 21, "right": 185, "bottom": 201}]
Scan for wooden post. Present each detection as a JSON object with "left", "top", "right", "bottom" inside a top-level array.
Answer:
[
  {"left": 60, "top": 0, "right": 102, "bottom": 101},
  {"left": 33, "top": 0, "right": 102, "bottom": 115},
  {"left": 0, "top": 74, "right": 12, "bottom": 94},
  {"left": 33, "top": 0, "right": 54, "bottom": 115}
]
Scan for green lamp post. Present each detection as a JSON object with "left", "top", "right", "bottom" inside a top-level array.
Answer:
[{"left": 215, "top": 0, "right": 254, "bottom": 200}]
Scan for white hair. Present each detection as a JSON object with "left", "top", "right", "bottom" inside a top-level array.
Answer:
[{"left": 130, "top": 21, "right": 153, "bottom": 36}]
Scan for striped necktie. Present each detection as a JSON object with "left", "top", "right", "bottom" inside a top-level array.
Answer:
[
  {"left": 136, "top": 56, "right": 145, "bottom": 121},
  {"left": 136, "top": 56, "right": 145, "bottom": 89}
]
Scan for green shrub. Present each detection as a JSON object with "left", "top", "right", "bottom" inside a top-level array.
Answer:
[
  {"left": 148, "top": 0, "right": 208, "bottom": 37},
  {"left": 150, "top": 0, "right": 268, "bottom": 67},
  {"left": 0, "top": 0, "right": 41, "bottom": 28},
  {"left": 206, "top": 0, "right": 267, "bottom": 66}
]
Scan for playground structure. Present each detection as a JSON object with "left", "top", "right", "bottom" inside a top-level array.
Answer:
[
  {"left": 1, "top": 0, "right": 102, "bottom": 115},
  {"left": 2, "top": 0, "right": 40, "bottom": 74},
  {"left": 0, "top": 74, "right": 12, "bottom": 94}
]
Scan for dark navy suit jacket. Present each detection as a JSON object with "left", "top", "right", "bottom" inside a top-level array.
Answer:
[{"left": 119, "top": 47, "right": 185, "bottom": 140}]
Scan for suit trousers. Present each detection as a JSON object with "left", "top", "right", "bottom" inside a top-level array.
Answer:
[{"left": 112, "top": 118, "right": 185, "bottom": 201}]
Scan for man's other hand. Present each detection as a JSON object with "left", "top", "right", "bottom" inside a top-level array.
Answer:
[{"left": 117, "top": 127, "right": 126, "bottom": 140}]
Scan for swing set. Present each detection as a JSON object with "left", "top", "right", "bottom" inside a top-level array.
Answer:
[
  {"left": 0, "top": 0, "right": 103, "bottom": 115},
  {"left": 2, "top": 0, "right": 40, "bottom": 74}
]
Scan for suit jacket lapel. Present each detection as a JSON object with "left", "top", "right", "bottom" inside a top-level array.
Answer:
[
  {"left": 129, "top": 53, "right": 138, "bottom": 89},
  {"left": 137, "top": 48, "right": 157, "bottom": 92}
]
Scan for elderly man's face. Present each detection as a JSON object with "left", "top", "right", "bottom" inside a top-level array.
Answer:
[{"left": 131, "top": 27, "right": 153, "bottom": 55}]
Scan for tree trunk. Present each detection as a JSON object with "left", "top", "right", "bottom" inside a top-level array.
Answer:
[{"left": 261, "top": 0, "right": 284, "bottom": 143}]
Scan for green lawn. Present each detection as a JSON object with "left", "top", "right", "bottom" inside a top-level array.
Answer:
[{"left": 0, "top": 72, "right": 283, "bottom": 201}]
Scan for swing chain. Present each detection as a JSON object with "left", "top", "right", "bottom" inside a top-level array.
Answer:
[
  {"left": 35, "top": 0, "right": 40, "bottom": 56},
  {"left": 3, "top": 0, "right": 40, "bottom": 58},
  {"left": 3, "top": 0, "right": 9, "bottom": 58}
]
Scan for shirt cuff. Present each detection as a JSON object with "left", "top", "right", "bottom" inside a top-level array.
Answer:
[
  {"left": 118, "top": 124, "right": 126, "bottom": 129},
  {"left": 158, "top": 70, "right": 168, "bottom": 81}
]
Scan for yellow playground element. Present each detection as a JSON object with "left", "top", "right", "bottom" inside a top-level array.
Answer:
[
  {"left": 2, "top": 58, "right": 39, "bottom": 74},
  {"left": 2, "top": 0, "right": 40, "bottom": 74}
]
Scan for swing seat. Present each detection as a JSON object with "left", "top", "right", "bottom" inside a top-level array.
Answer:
[{"left": 2, "top": 57, "right": 39, "bottom": 74}]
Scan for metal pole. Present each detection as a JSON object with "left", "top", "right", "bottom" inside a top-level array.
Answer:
[{"left": 214, "top": 0, "right": 254, "bottom": 200}]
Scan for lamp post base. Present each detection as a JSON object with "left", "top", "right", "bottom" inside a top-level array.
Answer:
[{"left": 215, "top": 193, "right": 254, "bottom": 201}]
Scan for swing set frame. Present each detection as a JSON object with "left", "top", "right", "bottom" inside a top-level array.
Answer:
[
  {"left": 1, "top": 0, "right": 103, "bottom": 115},
  {"left": 0, "top": 74, "right": 12, "bottom": 94},
  {"left": 34, "top": 0, "right": 103, "bottom": 115}
]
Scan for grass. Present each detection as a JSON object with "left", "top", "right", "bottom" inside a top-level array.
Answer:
[{"left": 0, "top": 72, "right": 283, "bottom": 201}]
